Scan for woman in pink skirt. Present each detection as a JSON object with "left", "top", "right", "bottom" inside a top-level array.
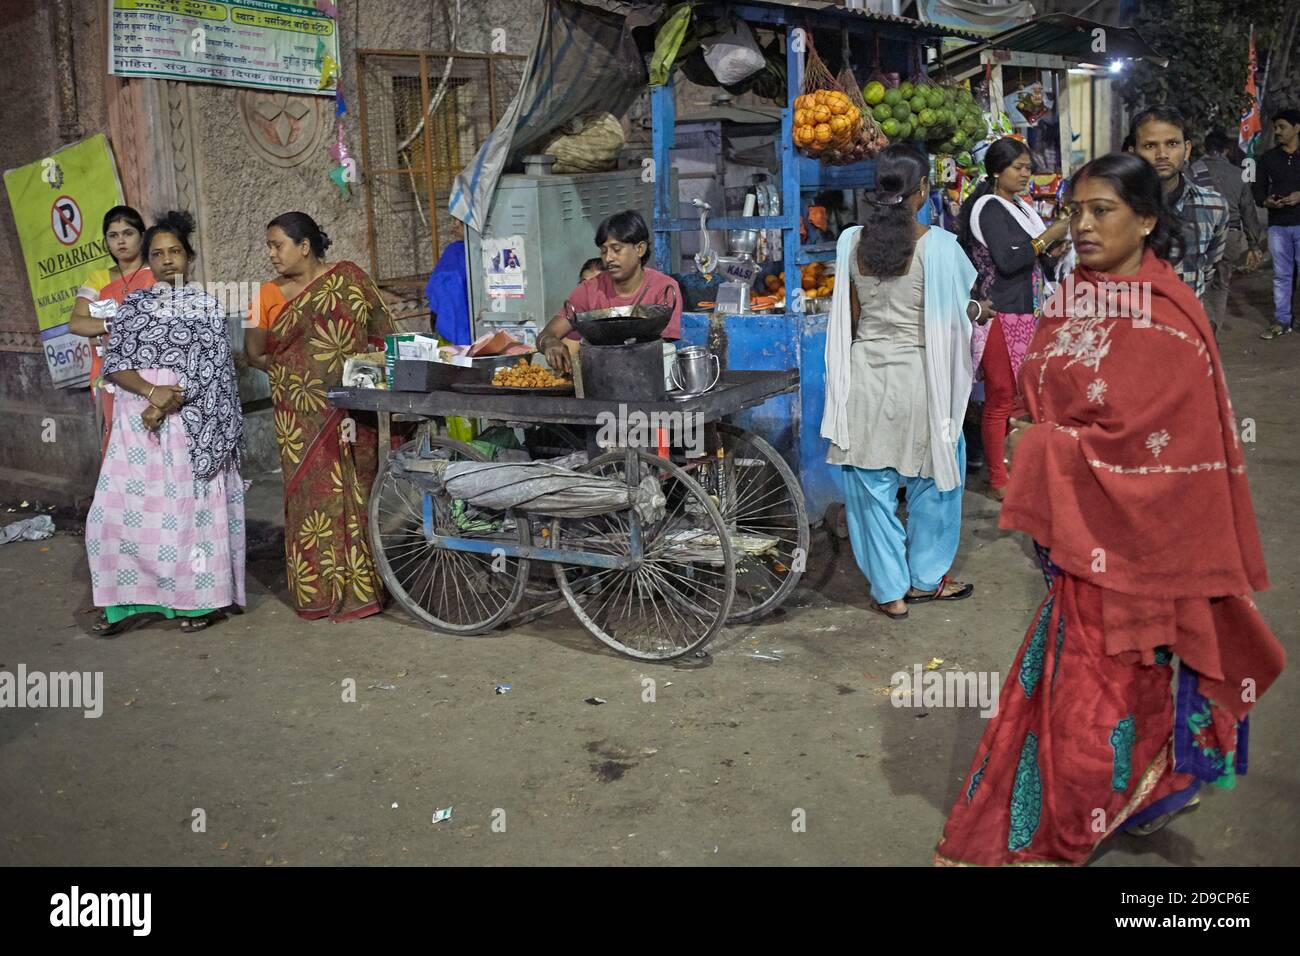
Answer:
[
  {"left": 958, "top": 138, "right": 1072, "bottom": 500},
  {"left": 86, "top": 211, "right": 245, "bottom": 636}
]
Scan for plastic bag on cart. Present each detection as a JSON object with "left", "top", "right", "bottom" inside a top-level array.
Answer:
[{"left": 390, "top": 454, "right": 667, "bottom": 524}]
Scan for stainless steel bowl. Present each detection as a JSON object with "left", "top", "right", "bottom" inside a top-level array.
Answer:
[{"left": 727, "top": 229, "right": 758, "bottom": 257}]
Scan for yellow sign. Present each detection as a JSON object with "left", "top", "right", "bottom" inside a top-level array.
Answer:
[{"left": 2, "top": 134, "right": 124, "bottom": 388}]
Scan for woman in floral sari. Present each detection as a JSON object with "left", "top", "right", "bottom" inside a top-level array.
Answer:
[
  {"left": 245, "top": 212, "right": 395, "bottom": 621},
  {"left": 936, "top": 154, "right": 1284, "bottom": 866}
]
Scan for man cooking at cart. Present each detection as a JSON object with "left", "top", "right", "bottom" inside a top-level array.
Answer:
[{"left": 536, "top": 210, "right": 683, "bottom": 374}]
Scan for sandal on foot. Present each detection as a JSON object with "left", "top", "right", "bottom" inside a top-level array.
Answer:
[
  {"left": 905, "top": 576, "right": 975, "bottom": 604},
  {"left": 179, "top": 612, "right": 224, "bottom": 634},
  {"left": 1126, "top": 795, "right": 1201, "bottom": 837},
  {"left": 90, "top": 611, "right": 162, "bottom": 639},
  {"left": 870, "top": 600, "right": 909, "bottom": 621}
]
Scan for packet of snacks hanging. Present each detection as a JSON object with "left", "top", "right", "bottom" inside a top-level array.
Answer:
[{"left": 791, "top": 35, "right": 862, "bottom": 162}]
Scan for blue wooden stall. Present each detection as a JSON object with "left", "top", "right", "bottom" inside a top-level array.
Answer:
[{"left": 651, "top": 2, "right": 976, "bottom": 526}]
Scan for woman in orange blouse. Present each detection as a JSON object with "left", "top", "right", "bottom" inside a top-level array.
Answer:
[{"left": 245, "top": 212, "right": 396, "bottom": 621}]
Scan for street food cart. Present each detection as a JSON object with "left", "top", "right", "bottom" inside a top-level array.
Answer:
[{"left": 330, "top": 369, "right": 805, "bottom": 662}]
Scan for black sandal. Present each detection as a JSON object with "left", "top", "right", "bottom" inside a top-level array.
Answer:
[
  {"left": 179, "top": 611, "right": 225, "bottom": 633},
  {"left": 904, "top": 575, "right": 975, "bottom": 604},
  {"left": 870, "top": 600, "right": 910, "bottom": 621},
  {"left": 90, "top": 610, "right": 163, "bottom": 639}
]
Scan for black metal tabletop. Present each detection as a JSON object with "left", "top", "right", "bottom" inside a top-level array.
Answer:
[{"left": 328, "top": 369, "right": 798, "bottom": 426}]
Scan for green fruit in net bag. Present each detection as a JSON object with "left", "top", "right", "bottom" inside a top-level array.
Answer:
[
  {"left": 899, "top": 81, "right": 914, "bottom": 99},
  {"left": 909, "top": 94, "right": 928, "bottom": 114},
  {"left": 873, "top": 103, "right": 894, "bottom": 122},
  {"left": 864, "top": 81, "right": 886, "bottom": 106},
  {"left": 892, "top": 103, "right": 912, "bottom": 122},
  {"left": 884, "top": 88, "right": 902, "bottom": 106},
  {"left": 881, "top": 118, "right": 901, "bottom": 138},
  {"left": 918, "top": 108, "right": 937, "bottom": 127}
]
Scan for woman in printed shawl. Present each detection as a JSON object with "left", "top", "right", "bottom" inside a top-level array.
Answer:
[
  {"left": 86, "top": 211, "right": 245, "bottom": 636},
  {"left": 936, "top": 154, "right": 1284, "bottom": 866}
]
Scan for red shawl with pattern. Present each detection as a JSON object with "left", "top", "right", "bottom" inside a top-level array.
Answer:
[{"left": 1000, "top": 249, "right": 1282, "bottom": 715}]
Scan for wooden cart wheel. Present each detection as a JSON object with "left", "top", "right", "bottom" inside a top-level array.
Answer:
[
  {"left": 685, "top": 423, "right": 810, "bottom": 623},
  {"left": 550, "top": 448, "right": 735, "bottom": 661},
  {"left": 369, "top": 435, "right": 529, "bottom": 635}
]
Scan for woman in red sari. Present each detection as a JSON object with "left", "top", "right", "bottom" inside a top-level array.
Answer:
[
  {"left": 245, "top": 212, "right": 395, "bottom": 621},
  {"left": 937, "top": 154, "right": 1285, "bottom": 866}
]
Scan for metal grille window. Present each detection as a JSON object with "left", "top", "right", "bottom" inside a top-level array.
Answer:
[{"left": 358, "top": 50, "right": 524, "bottom": 296}]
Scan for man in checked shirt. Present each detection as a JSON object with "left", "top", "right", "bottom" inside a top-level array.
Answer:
[{"left": 1129, "top": 106, "right": 1229, "bottom": 328}]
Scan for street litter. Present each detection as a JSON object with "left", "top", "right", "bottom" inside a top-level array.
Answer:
[
  {"left": 369, "top": 682, "right": 398, "bottom": 690},
  {"left": 495, "top": 684, "right": 512, "bottom": 694},
  {"left": 925, "top": 658, "right": 944, "bottom": 671},
  {"left": 391, "top": 802, "right": 399, "bottom": 809},
  {"left": 745, "top": 652, "right": 782, "bottom": 662},
  {"left": 432, "top": 807, "right": 453, "bottom": 824},
  {"left": 1, "top": 515, "right": 55, "bottom": 544},
  {"left": 585, "top": 696, "right": 607, "bottom": 705}
]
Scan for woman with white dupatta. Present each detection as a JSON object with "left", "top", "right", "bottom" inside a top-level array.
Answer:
[
  {"left": 822, "top": 145, "right": 991, "bottom": 620},
  {"left": 956, "top": 138, "right": 1071, "bottom": 500}
]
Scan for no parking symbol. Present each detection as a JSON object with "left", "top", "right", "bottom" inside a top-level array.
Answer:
[{"left": 50, "top": 195, "right": 82, "bottom": 247}]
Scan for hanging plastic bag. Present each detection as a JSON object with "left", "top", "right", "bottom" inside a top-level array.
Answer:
[
  {"left": 650, "top": 3, "right": 693, "bottom": 86},
  {"left": 703, "top": 19, "right": 766, "bottom": 86}
]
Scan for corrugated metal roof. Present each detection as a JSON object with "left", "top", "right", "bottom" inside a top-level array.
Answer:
[
  {"left": 935, "top": 13, "right": 1169, "bottom": 72},
  {"left": 741, "top": 0, "right": 988, "bottom": 43}
]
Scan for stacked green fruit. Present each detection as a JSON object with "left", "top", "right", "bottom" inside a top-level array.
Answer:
[{"left": 862, "top": 79, "right": 991, "bottom": 154}]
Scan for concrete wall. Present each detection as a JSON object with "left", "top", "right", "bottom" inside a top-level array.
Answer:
[{"left": 0, "top": 0, "right": 543, "bottom": 505}]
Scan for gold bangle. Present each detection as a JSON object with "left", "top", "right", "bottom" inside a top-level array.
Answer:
[{"left": 147, "top": 385, "right": 158, "bottom": 404}]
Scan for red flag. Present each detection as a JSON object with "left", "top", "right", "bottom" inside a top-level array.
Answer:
[{"left": 1239, "top": 26, "right": 1261, "bottom": 152}]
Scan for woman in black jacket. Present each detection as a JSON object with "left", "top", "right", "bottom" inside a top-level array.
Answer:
[{"left": 958, "top": 138, "right": 1070, "bottom": 499}]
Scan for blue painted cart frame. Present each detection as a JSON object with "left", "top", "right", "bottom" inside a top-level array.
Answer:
[{"left": 649, "top": 3, "right": 969, "bottom": 524}]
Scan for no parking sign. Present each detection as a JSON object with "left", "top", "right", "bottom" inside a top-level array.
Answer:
[
  {"left": 51, "top": 195, "right": 83, "bottom": 246},
  {"left": 3, "top": 134, "right": 124, "bottom": 387}
]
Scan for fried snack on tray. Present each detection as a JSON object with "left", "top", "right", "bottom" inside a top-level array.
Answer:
[{"left": 492, "top": 358, "right": 570, "bottom": 389}]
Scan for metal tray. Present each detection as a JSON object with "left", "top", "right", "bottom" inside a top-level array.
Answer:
[{"left": 448, "top": 381, "right": 575, "bottom": 396}]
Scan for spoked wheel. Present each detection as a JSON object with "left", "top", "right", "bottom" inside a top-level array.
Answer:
[
  {"left": 684, "top": 423, "right": 809, "bottom": 623},
  {"left": 550, "top": 448, "right": 734, "bottom": 661},
  {"left": 520, "top": 423, "right": 587, "bottom": 602},
  {"left": 369, "top": 435, "right": 529, "bottom": 634}
]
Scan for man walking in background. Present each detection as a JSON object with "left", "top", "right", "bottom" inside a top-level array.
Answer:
[
  {"left": 1253, "top": 108, "right": 1300, "bottom": 340},
  {"left": 1200, "top": 130, "right": 1264, "bottom": 333},
  {"left": 1130, "top": 106, "right": 1229, "bottom": 309}
]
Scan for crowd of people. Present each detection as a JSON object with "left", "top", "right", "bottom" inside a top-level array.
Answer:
[{"left": 67, "top": 101, "right": 1290, "bottom": 866}]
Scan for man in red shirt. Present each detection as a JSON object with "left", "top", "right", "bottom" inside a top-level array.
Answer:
[{"left": 537, "top": 210, "right": 681, "bottom": 374}]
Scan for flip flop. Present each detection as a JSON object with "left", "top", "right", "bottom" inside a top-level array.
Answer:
[
  {"left": 870, "top": 600, "right": 909, "bottom": 621},
  {"left": 90, "top": 610, "right": 164, "bottom": 639},
  {"left": 179, "top": 611, "right": 226, "bottom": 634},
  {"left": 1126, "top": 795, "right": 1201, "bottom": 837},
  {"left": 905, "top": 576, "right": 975, "bottom": 604}
]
